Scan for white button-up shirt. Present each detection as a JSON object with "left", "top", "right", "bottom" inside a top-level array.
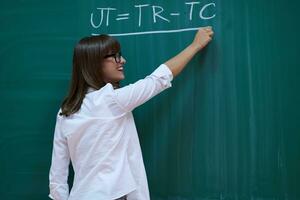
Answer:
[{"left": 48, "top": 64, "right": 173, "bottom": 200}]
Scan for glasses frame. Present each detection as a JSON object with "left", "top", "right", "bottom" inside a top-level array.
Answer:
[{"left": 104, "top": 52, "right": 122, "bottom": 63}]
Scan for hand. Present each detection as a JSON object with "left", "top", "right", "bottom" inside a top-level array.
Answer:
[{"left": 191, "top": 26, "right": 214, "bottom": 51}]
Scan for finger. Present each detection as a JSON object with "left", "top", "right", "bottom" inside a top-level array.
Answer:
[
  {"left": 208, "top": 31, "right": 214, "bottom": 36},
  {"left": 204, "top": 28, "right": 213, "bottom": 33},
  {"left": 200, "top": 26, "right": 211, "bottom": 30}
]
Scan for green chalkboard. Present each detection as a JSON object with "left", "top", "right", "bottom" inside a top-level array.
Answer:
[{"left": 0, "top": 0, "right": 300, "bottom": 199}]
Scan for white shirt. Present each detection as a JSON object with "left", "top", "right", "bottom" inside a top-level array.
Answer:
[{"left": 48, "top": 63, "right": 173, "bottom": 200}]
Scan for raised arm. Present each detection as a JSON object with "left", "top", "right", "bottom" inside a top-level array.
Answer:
[
  {"left": 110, "top": 26, "right": 214, "bottom": 113},
  {"left": 164, "top": 26, "right": 214, "bottom": 78}
]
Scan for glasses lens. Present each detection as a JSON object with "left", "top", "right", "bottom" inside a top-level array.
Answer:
[
  {"left": 104, "top": 52, "right": 121, "bottom": 63},
  {"left": 115, "top": 52, "right": 121, "bottom": 63}
]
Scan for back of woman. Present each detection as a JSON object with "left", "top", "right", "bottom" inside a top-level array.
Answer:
[{"left": 48, "top": 27, "right": 213, "bottom": 200}]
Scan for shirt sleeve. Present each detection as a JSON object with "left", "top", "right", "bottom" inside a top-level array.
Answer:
[
  {"left": 111, "top": 63, "right": 173, "bottom": 113},
  {"left": 48, "top": 114, "right": 70, "bottom": 200}
]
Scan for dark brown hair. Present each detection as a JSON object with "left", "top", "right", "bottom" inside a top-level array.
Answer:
[{"left": 59, "top": 34, "right": 121, "bottom": 117}]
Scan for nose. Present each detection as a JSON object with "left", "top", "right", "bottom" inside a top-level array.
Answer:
[{"left": 120, "top": 56, "right": 126, "bottom": 64}]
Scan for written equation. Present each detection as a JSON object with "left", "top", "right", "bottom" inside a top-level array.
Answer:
[{"left": 90, "top": 1, "right": 216, "bottom": 36}]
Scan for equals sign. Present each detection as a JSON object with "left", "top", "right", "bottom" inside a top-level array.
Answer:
[{"left": 116, "top": 13, "right": 130, "bottom": 21}]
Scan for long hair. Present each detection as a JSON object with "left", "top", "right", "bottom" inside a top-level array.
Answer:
[{"left": 59, "top": 34, "right": 121, "bottom": 117}]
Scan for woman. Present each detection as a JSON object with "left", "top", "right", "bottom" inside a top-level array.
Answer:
[{"left": 48, "top": 26, "right": 214, "bottom": 200}]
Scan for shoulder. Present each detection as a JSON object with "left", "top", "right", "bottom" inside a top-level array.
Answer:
[
  {"left": 85, "top": 83, "right": 118, "bottom": 107},
  {"left": 92, "top": 82, "right": 114, "bottom": 97},
  {"left": 87, "top": 83, "right": 114, "bottom": 94}
]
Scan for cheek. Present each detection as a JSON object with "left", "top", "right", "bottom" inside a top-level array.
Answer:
[{"left": 102, "top": 65, "right": 116, "bottom": 77}]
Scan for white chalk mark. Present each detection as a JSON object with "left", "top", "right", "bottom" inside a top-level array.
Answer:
[
  {"left": 200, "top": 3, "right": 216, "bottom": 19},
  {"left": 170, "top": 13, "right": 180, "bottom": 16},
  {"left": 117, "top": 13, "right": 129, "bottom": 16},
  {"left": 135, "top": 4, "right": 150, "bottom": 27},
  {"left": 152, "top": 6, "right": 170, "bottom": 23},
  {"left": 93, "top": 7, "right": 117, "bottom": 26},
  {"left": 91, "top": 27, "right": 202, "bottom": 37},
  {"left": 185, "top": 2, "right": 200, "bottom": 20},
  {"left": 90, "top": 12, "right": 103, "bottom": 28},
  {"left": 116, "top": 17, "right": 130, "bottom": 21}
]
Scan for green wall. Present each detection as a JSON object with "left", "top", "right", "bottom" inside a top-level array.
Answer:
[{"left": 0, "top": 0, "right": 299, "bottom": 199}]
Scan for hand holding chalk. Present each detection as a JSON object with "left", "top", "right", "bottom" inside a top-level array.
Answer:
[
  {"left": 191, "top": 26, "right": 214, "bottom": 51},
  {"left": 164, "top": 26, "right": 214, "bottom": 78}
]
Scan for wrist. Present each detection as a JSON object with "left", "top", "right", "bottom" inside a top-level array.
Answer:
[{"left": 189, "top": 43, "right": 201, "bottom": 53}]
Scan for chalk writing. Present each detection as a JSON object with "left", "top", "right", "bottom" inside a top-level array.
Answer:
[{"left": 90, "top": 1, "right": 216, "bottom": 36}]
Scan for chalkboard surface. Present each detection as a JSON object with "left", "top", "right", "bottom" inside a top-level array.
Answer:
[{"left": 1, "top": 0, "right": 300, "bottom": 199}]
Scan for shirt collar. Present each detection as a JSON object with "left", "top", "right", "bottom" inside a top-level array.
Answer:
[{"left": 87, "top": 87, "right": 96, "bottom": 93}]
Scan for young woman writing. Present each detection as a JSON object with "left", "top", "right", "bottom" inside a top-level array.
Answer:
[{"left": 48, "top": 26, "right": 214, "bottom": 200}]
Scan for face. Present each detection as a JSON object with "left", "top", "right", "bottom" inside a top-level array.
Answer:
[{"left": 101, "top": 52, "right": 126, "bottom": 84}]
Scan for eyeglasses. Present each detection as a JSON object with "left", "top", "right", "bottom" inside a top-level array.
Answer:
[{"left": 104, "top": 52, "right": 122, "bottom": 63}]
